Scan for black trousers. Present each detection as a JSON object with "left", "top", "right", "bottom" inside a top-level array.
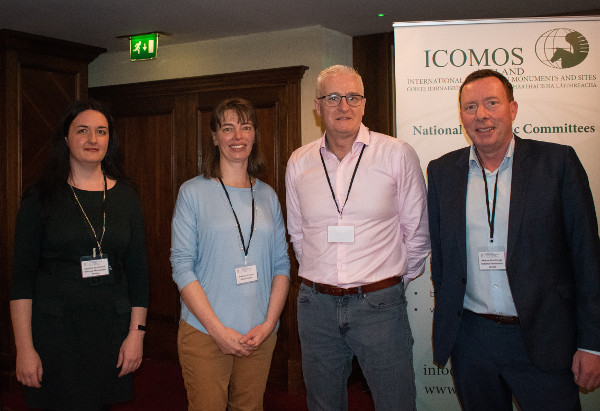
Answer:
[{"left": 450, "top": 309, "right": 580, "bottom": 411}]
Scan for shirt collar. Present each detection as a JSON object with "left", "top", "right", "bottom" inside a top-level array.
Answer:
[
  {"left": 320, "top": 123, "right": 370, "bottom": 157},
  {"left": 469, "top": 136, "right": 515, "bottom": 173}
]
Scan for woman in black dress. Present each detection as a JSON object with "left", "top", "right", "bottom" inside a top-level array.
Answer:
[{"left": 10, "top": 99, "right": 149, "bottom": 411}]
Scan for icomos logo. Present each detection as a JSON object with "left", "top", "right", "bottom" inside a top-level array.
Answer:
[{"left": 535, "top": 28, "right": 589, "bottom": 68}]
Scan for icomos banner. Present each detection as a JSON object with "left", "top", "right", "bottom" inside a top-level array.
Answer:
[{"left": 394, "top": 17, "right": 600, "bottom": 411}]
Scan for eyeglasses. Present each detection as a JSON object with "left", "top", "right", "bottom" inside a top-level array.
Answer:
[{"left": 317, "top": 94, "right": 365, "bottom": 107}]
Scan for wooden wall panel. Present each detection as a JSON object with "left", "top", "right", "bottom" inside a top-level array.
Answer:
[
  {"left": 20, "top": 67, "right": 78, "bottom": 190},
  {"left": 353, "top": 32, "right": 395, "bottom": 137},
  {"left": 117, "top": 112, "right": 177, "bottom": 318}
]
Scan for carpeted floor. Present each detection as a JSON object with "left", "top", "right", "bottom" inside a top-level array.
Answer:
[{"left": 1, "top": 358, "right": 375, "bottom": 410}]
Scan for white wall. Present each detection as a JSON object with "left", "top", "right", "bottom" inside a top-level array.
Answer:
[{"left": 89, "top": 25, "right": 352, "bottom": 145}]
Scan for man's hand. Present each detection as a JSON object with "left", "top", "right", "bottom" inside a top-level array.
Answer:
[{"left": 572, "top": 350, "right": 600, "bottom": 391}]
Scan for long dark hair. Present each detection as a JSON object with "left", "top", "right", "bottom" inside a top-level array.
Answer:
[
  {"left": 32, "top": 99, "right": 128, "bottom": 204},
  {"left": 202, "top": 98, "right": 265, "bottom": 179}
]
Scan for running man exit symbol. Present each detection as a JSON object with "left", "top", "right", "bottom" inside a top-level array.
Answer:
[{"left": 130, "top": 33, "right": 158, "bottom": 61}]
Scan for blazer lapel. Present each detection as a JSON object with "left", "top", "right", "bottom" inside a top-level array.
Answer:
[
  {"left": 454, "top": 148, "right": 470, "bottom": 274},
  {"left": 507, "top": 136, "right": 531, "bottom": 265}
]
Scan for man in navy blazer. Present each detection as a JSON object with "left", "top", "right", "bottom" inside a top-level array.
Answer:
[{"left": 427, "top": 69, "right": 600, "bottom": 410}]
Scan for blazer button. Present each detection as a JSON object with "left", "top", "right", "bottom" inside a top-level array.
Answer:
[
  {"left": 461, "top": 278, "right": 466, "bottom": 284},
  {"left": 457, "top": 310, "right": 462, "bottom": 317}
]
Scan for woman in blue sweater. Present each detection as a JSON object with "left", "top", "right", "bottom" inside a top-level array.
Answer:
[{"left": 171, "top": 98, "right": 290, "bottom": 411}]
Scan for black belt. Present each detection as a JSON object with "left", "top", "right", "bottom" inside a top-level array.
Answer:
[{"left": 470, "top": 310, "right": 520, "bottom": 325}]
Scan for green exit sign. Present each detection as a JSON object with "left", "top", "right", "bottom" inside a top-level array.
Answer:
[{"left": 130, "top": 33, "right": 158, "bottom": 61}]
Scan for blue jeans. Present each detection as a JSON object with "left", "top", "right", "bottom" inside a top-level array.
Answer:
[{"left": 297, "top": 281, "right": 416, "bottom": 411}]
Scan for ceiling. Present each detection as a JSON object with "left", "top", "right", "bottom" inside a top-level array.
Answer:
[{"left": 1, "top": 0, "right": 598, "bottom": 53}]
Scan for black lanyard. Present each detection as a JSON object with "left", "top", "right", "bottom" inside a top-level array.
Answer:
[
  {"left": 218, "top": 176, "right": 255, "bottom": 259},
  {"left": 320, "top": 142, "right": 366, "bottom": 217},
  {"left": 70, "top": 173, "right": 107, "bottom": 257},
  {"left": 476, "top": 153, "right": 499, "bottom": 243}
]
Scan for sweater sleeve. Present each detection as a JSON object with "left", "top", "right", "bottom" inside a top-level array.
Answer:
[
  {"left": 170, "top": 182, "right": 201, "bottom": 291},
  {"left": 271, "top": 190, "right": 290, "bottom": 278},
  {"left": 10, "top": 191, "right": 44, "bottom": 300}
]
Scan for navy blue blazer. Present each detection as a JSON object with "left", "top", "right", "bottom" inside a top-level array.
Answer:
[{"left": 427, "top": 136, "right": 600, "bottom": 372}]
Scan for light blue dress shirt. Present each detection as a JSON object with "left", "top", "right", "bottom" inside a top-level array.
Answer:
[{"left": 464, "top": 138, "right": 517, "bottom": 316}]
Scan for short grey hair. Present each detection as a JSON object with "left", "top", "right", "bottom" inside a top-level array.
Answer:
[{"left": 316, "top": 65, "right": 364, "bottom": 98}]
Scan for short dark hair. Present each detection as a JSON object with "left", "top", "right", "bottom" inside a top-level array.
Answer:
[
  {"left": 202, "top": 98, "right": 265, "bottom": 179},
  {"left": 459, "top": 69, "right": 514, "bottom": 104},
  {"left": 33, "top": 99, "right": 128, "bottom": 204}
]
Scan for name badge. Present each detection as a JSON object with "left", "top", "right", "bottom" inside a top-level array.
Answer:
[
  {"left": 80, "top": 255, "right": 110, "bottom": 278},
  {"left": 478, "top": 246, "right": 506, "bottom": 271},
  {"left": 328, "top": 226, "right": 355, "bottom": 243},
  {"left": 235, "top": 264, "right": 258, "bottom": 285}
]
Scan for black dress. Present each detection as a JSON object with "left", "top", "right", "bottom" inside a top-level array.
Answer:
[{"left": 10, "top": 182, "right": 149, "bottom": 411}]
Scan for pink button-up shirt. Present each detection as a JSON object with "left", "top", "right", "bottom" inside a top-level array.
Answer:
[{"left": 285, "top": 124, "right": 430, "bottom": 287}]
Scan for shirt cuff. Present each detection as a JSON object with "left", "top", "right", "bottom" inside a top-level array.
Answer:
[{"left": 579, "top": 348, "right": 600, "bottom": 356}]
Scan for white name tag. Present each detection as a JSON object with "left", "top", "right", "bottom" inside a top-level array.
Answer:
[
  {"left": 478, "top": 250, "right": 506, "bottom": 270},
  {"left": 328, "top": 225, "right": 355, "bottom": 243},
  {"left": 235, "top": 264, "right": 258, "bottom": 285},
  {"left": 80, "top": 256, "right": 110, "bottom": 278}
]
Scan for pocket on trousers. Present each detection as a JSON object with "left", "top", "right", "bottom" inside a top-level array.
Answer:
[
  {"left": 364, "top": 284, "right": 406, "bottom": 309},
  {"left": 297, "top": 282, "right": 314, "bottom": 304}
]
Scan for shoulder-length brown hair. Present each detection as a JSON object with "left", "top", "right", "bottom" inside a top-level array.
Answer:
[{"left": 201, "top": 97, "right": 265, "bottom": 179}]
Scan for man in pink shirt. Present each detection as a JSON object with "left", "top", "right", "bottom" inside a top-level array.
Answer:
[{"left": 285, "top": 65, "right": 430, "bottom": 410}]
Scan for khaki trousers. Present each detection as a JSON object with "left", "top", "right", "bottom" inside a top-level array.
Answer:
[{"left": 177, "top": 320, "right": 277, "bottom": 411}]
